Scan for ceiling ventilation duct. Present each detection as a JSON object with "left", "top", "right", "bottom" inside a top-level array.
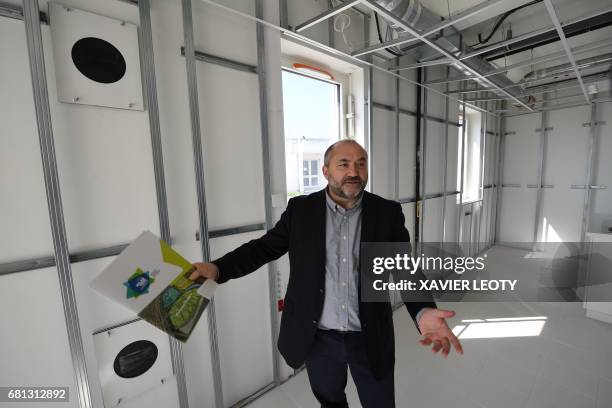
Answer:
[{"left": 373, "top": 0, "right": 533, "bottom": 107}]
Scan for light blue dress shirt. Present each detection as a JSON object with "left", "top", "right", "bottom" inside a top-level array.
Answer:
[
  {"left": 318, "top": 188, "right": 363, "bottom": 331},
  {"left": 318, "top": 188, "right": 427, "bottom": 332}
]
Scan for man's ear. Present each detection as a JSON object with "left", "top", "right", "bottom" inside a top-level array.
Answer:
[{"left": 322, "top": 165, "right": 329, "bottom": 180}]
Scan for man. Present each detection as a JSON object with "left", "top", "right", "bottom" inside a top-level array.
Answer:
[{"left": 190, "top": 140, "right": 463, "bottom": 407}]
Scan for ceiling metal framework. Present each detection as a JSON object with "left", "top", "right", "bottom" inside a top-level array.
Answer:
[
  {"left": 543, "top": 0, "right": 590, "bottom": 103},
  {"left": 292, "top": 0, "right": 612, "bottom": 115}
]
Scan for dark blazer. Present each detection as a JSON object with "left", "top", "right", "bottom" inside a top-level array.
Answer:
[{"left": 213, "top": 188, "right": 436, "bottom": 379}]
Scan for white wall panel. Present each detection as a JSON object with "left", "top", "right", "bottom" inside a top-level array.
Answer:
[
  {"left": 424, "top": 120, "right": 445, "bottom": 194},
  {"left": 540, "top": 106, "right": 590, "bottom": 242},
  {"left": 398, "top": 68, "right": 417, "bottom": 112},
  {"left": 193, "top": 0, "right": 258, "bottom": 67},
  {"left": 424, "top": 66, "right": 446, "bottom": 119},
  {"left": 0, "top": 18, "right": 54, "bottom": 262},
  {"left": 196, "top": 63, "right": 266, "bottom": 229},
  {"left": 423, "top": 197, "right": 443, "bottom": 242},
  {"left": 499, "top": 113, "right": 541, "bottom": 243},
  {"left": 591, "top": 102, "right": 612, "bottom": 232},
  {"left": 0, "top": 268, "right": 78, "bottom": 408},
  {"left": 372, "top": 61, "right": 396, "bottom": 107},
  {"left": 398, "top": 115, "right": 416, "bottom": 198},
  {"left": 210, "top": 232, "right": 274, "bottom": 406},
  {"left": 446, "top": 124, "right": 459, "bottom": 191},
  {"left": 372, "top": 107, "right": 394, "bottom": 199},
  {"left": 444, "top": 195, "right": 458, "bottom": 242}
]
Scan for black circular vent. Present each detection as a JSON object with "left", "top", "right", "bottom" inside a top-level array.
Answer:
[
  {"left": 113, "top": 340, "right": 158, "bottom": 379},
  {"left": 71, "top": 37, "right": 126, "bottom": 84}
]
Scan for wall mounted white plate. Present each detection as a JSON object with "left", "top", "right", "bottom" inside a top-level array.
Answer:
[
  {"left": 49, "top": 2, "right": 144, "bottom": 111},
  {"left": 93, "top": 319, "right": 174, "bottom": 407}
]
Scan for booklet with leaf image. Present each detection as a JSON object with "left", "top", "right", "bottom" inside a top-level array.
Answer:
[{"left": 90, "top": 230, "right": 216, "bottom": 342}]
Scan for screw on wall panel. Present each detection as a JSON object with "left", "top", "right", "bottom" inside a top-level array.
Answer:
[
  {"left": 73, "top": 97, "right": 80, "bottom": 103},
  {"left": 161, "top": 378, "right": 166, "bottom": 384},
  {"left": 107, "top": 330, "right": 112, "bottom": 336},
  {"left": 128, "top": 102, "right": 135, "bottom": 108},
  {"left": 120, "top": 21, "right": 126, "bottom": 26},
  {"left": 117, "top": 397, "right": 122, "bottom": 404}
]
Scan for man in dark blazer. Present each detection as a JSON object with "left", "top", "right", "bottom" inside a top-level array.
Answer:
[{"left": 190, "top": 140, "right": 463, "bottom": 407}]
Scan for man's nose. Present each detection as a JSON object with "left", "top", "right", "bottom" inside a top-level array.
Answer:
[{"left": 346, "top": 164, "right": 358, "bottom": 176}]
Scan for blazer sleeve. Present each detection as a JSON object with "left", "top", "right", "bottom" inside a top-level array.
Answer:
[
  {"left": 392, "top": 202, "right": 437, "bottom": 332},
  {"left": 211, "top": 199, "right": 293, "bottom": 284}
]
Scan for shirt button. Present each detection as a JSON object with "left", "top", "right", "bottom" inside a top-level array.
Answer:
[
  {"left": 319, "top": 288, "right": 324, "bottom": 293},
  {"left": 312, "top": 320, "right": 317, "bottom": 324},
  {"left": 341, "top": 282, "right": 346, "bottom": 286},
  {"left": 342, "top": 258, "right": 346, "bottom": 262},
  {"left": 343, "top": 236, "right": 346, "bottom": 240},
  {"left": 341, "top": 305, "right": 346, "bottom": 309}
]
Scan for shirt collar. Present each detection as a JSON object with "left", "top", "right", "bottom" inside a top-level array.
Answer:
[{"left": 325, "top": 186, "right": 363, "bottom": 214}]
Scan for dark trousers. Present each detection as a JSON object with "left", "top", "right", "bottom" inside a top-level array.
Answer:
[{"left": 304, "top": 329, "right": 395, "bottom": 408}]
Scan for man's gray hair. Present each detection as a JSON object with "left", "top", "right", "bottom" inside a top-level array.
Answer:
[{"left": 323, "top": 139, "right": 368, "bottom": 167}]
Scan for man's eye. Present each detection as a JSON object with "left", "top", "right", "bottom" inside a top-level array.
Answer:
[{"left": 339, "top": 163, "right": 348, "bottom": 167}]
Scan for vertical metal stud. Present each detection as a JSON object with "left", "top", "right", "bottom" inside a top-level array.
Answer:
[
  {"left": 255, "top": 0, "right": 281, "bottom": 387},
  {"left": 476, "top": 99, "right": 486, "bottom": 253},
  {"left": 394, "top": 58, "right": 400, "bottom": 201},
  {"left": 456, "top": 82, "right": 467, "bottom": 246},
  {"left": 494, "top": 100, "right": 506, "bottom": 244},
  {"left": 441, "top": 66, "right": 450, "bottom": 245},
  {"left": 180, "top": 0, "right": 224, "bottom": 407},
  {"left": 533, "top": 93, "right": 549, "bottom": 249},
  {"left": 22, "top": 0, "right": 92, "bottom": 407},
  {"left": 580, "top": 103, "right": 598, "bottom": 242},
  {"left": 419, "top": 68, "right": 428, "bottom": 246},
  {"left": 138, "top": 1, "right": 190, "bottom": 407}
]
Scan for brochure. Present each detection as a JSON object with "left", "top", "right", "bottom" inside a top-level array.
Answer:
[{"left": 90, "top": 230, "right": 216, "bottom": 342}]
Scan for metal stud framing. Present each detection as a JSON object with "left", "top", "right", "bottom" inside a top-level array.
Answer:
[
  {"left": 419, "top": 68, "right": 428, "bottom": 245},
  {"left": 255, "top": 0, "right": 282, "bottom": 388},
  {"left": 543, "top": 0, "right": 590, "bottom": 103},
  {"left": 441, "top": 66, "right": 450, "bottom": 244},
  {"left": 139, "top": 0, "right": 190, "bottom": 407},
  {"left": 22, "top": 0, "right": 92, "bottom": 407},
  {"left": 180, "top": 1, "right": 224, "bottom": 407},
  {"left": 456, "top": 82, "right": 467, "bottom": 244},
  {"left": 580, "top": 103, "right": 599, "bottom": 243},
  {"left": 532, "top": 93, "right": 550, "bottom": 250}
]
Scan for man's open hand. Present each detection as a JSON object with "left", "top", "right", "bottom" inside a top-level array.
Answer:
[{"left": 417, "top": 308, "right": 464, "bottom": 358}]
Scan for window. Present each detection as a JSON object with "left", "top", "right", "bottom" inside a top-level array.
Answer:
[
  {"left": 303, "top": 159, "right": 319, "bottom": 187},
  {"left": 282, "top": 68, "right": 341, "bottom": 197},
  {"left": 457, "top": 106, "right": 484, "bottom": 203}
]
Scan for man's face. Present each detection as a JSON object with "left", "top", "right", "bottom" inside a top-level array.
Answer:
[{"left": 323, "top": 142, "right": 368, "bottom": 199}]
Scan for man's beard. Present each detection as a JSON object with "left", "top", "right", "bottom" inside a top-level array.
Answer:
[{"left": 328, "top": 176, "right": 366, "bottom": 199}]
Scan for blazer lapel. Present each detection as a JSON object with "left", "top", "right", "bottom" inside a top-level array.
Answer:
[
  {"left": 311, "top": 189, "right": 327, "bottom": 279},
  {"left": 360, "top": 190, "right": 376, "bottom": 243}
]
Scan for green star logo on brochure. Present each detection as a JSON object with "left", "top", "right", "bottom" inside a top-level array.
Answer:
[{"left": 124, "top": 268, "right": 155, "bottom": 299}]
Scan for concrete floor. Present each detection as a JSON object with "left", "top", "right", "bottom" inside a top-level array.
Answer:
[{"left": 245, "top": 246, "right": 612, "bottom": 408}]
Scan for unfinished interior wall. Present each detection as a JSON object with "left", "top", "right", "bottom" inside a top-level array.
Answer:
[{"left": 498, "top": 101, "right": 612, "bottom": 245}]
